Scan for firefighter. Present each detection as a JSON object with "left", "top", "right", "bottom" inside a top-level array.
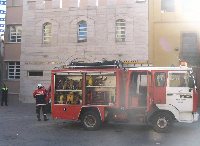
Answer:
[
  {"left": 1, "top": 83, "right": 8, "bottom": 106},
  {"left": 33, "top": 84, "right": 48, "bottom": 121}
]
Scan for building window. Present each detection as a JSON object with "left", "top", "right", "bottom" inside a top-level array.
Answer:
[
  {"left": 27, "top": 1, "right": 36, "bottom": 10},
  {"left": 136, "top": 0, "right": 146, "bottom": 3},
  {"left": 8, "top": 62, "right": 20, "bottom": 79},
  {"left": 28, "top": 71, "right": 43, "bottom": 77},
  {"left": 181, "top": 0, "right": 200, "bottom": 13},
  {"left": 43, "top": 22, "right": 52, "bottom": 44},
  {"left": 181, "top": 33, "right": 200, "bottom": 64},
  {"left": 8, "top": 25, "right": 22, "bottom": 43},
  {"left": 12, "top": 0, "right": 20, "bottom": 6},
  {"left": 116, "top": 19, "right": 126, "bottom": 42},
  {"left": 78, "top": 20, "right": 87, "bottom": 43},
  {"left": 7, "top": 0, "right": 21, "bottom": 7},
  {"left": 182, "top": 33, "right": 198, "bottom": 53},
  {"left": 161, "top": 0, "right": 175, "bottom": 12}
]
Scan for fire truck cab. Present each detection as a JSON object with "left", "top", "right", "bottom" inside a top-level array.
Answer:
[{"left": 51, "top": 62, "right": 198, "bottom": 132}]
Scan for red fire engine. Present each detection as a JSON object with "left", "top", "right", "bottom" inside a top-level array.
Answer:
[{"left": 51, "top": 61, "right": 199, "bottom": 132}]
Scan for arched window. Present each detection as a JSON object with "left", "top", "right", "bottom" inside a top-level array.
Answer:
[
  {"left": 78, "top": 20, "right": 87, "bottom": 42},
  {"left": 115, "top": 19, "right": 126, "bottom": 42},
  {"left": 43, "top": 22, "right": 52, "bottom": 44}
]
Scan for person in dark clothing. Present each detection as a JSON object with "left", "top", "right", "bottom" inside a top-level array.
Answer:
[
  {"left": 46, "top": 85, "right": 51, "bottom": 113},
  {"left": 33, "top": 84, "right": 48, "bottom": 121},
  {"left": 1, "top": 83, "right": 8, "bottom": 106}
]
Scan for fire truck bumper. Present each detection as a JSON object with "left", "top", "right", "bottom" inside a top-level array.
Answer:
[{"left": 193, "top": 112, "right": 199, "bottom": 122}]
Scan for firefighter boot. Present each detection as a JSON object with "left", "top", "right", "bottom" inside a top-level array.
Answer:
[
  {"left": 44, "top": 114, "right": 48, "bottom": 121},
  {"left": 37, "top": 114, "right": 41, "bottom": 121}
]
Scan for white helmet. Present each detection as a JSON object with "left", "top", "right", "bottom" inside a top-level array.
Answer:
[{"left": 37, "top": 83, "right": 43, "bottom": 88}]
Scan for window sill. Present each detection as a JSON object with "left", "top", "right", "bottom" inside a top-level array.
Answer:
[
  {"left": 78, "top": 40, "right": 87, "bottom": 43},
  {"left": 5, "top": 42, "right": 21, "bottom": 44},
  {"left": 41, "top": 43, "right": 51, "bottom": 47},
  {"left": 115, "top": 41, "right": 126, "bottom": 44},
  {"left": 3, "top": 79, "right": 20, "bottom": 82},
  {"left": 7, "top": 5, "right": 22, "bottom": 8}
]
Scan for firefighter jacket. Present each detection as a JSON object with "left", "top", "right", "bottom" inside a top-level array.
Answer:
[
  {"left": 33, "top": 88, "right": 47, "bottom": 105},
  {"left": 1, "top": 86, "right": 8, "bottom": 94}
]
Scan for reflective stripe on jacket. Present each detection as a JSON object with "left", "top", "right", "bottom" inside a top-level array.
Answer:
[{"left": 1, "top": 87, "right": 8, "bottom": 91}]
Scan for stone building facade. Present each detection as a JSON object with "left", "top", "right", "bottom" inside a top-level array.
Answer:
[
  {"left": 20, "top": 0, "right": 148, "bottom": 102},
  {"left": 3, "top": 0, "right": 22, "bottom": 104}
]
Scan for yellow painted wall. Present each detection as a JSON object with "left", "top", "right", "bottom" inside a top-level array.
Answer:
[{"left": 149, "top": 0, "right": 200, "bottom": 66}]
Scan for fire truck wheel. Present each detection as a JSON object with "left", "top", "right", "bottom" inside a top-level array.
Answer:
[
  {"left": 81, "top": 111, "right": 101, "bottom": 131},
  {"left": 152, "top": 112, "right": 173, "bottom": 133}
]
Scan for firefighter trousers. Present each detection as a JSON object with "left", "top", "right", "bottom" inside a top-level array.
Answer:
[
  {"left": 1, "top": 93, "right": 8, "bottom": 106},
  {"left": 36, "top": 105, "right": 48, "bottom": 121}
]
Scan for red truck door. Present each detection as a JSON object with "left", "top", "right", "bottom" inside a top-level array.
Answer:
[
  {"left": 166, "top": 71, "right": 193, "bottom": 112},
  {"left": 152, "top": 71, "right": 167, "bottom": 104}
]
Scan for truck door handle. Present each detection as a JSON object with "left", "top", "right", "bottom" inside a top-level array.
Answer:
[{"left": 167, "top": 93, "right": 173, "bottom": 96}]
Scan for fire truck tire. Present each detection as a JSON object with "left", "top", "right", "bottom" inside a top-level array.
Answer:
[
  {"left": 81, "top": 111, "right": 102, "bottom": 131},
  {"left": 151, "top": 112, "right": 173, "bottom": 133}
]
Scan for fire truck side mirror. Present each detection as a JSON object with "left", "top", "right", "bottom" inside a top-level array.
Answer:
[{"left": 188, "top": 76, "right": 194, "bottom": 89}]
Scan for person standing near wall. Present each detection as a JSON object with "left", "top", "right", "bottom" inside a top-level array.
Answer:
[
  {"left": 1, "top": 83, "right": 8, "bottom": 106},
  {"left": 33, "top": 84, "right": 48, "bottom": 121}
]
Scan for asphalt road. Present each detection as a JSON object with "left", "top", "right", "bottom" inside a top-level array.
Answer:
[{"left": 0, "top": 103, "right": 200, "bottom": 146}]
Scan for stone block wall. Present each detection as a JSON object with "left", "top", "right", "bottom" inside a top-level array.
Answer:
[{"left": 20, "top": 0, "right": 148, "bottom": 102}]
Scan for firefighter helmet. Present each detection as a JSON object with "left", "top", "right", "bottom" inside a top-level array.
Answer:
[{"left": 37, "top": 83, "right": 43, "bottom": 88}]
